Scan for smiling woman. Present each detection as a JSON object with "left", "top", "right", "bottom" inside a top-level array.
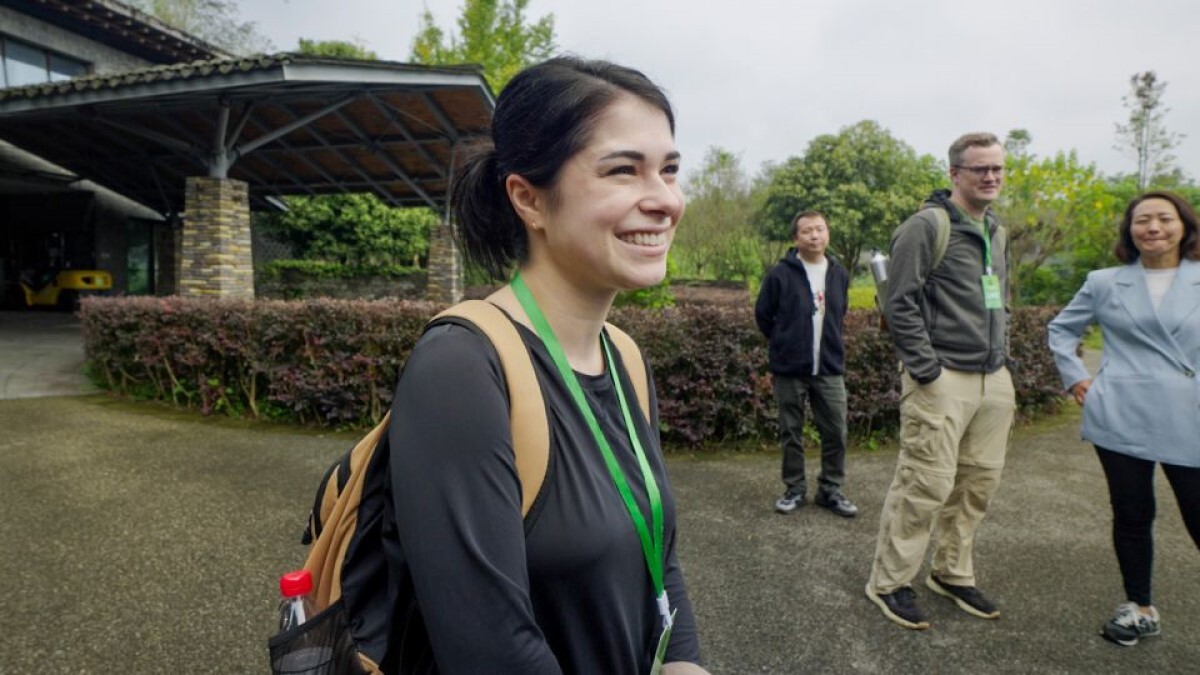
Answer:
[
  {"left": 383, "top": 58, "right": 709, "bottom": 674},
  {"left": 1048, "top": 190, "right": 1200, "bottom": 648}
]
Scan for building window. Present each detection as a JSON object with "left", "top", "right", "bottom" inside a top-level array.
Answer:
[
  {"left": 1, "top": 36, "right": 90, "bottom": 88},
  {"left": 49, "top": 53, "right": 89, "bottom": 81}
]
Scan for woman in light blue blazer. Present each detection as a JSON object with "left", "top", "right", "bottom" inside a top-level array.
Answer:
[{"left": 1048, "top": 191, "right": 1200, "bottom": 648}]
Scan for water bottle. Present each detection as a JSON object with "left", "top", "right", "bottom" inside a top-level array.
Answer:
[
  {"left": 272, "top": 570, "right": 340, "bottom": 674},
  {"left": 278, "top": 569, "right": 316, "bottom": 632},
  {"left": 869, "top": 249, "right": 890, "bottom": 331},
  {"left": 869, "top": 249, "right": 888, "bottom": 284}
]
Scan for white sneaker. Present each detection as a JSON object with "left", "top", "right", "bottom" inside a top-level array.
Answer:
[{"left": 1102, "top": 602, "right": 1161, "bottom": 646}]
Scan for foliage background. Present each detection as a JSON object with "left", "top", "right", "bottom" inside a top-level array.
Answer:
[{"left": 757, "top": 121, "right": 945, "bottom": 277}]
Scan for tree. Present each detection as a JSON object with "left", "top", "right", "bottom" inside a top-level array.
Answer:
[
  {"left": 296, "top": 39, "right": 377, "bottom": 60},
  {"left": 759, "top": 121, "right": 944, "bottom": 274},
  {"left": 1004, "top": 128, "right": 1032, "bottom": 158},
  {"left": 995, "top": 130, "right": 1120, "bottom": 304},
  {"left": 1114, "top": 71, "right": 1186, "bottom": 191},
  {"left": 129, "top": 0, "right": 271, "bottom": 55},
  {"left": 674, "top": 147, "right": 764, "bottom": 282},
  {"left": 262, "top": 195, "right": 438, "bottom": 269},
  {"left": 410, "top": 0, "right": 556, "bottom": 92}
]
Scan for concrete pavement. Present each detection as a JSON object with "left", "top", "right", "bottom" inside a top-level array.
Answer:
[
  {"left": 0, "top": 310, "right": 97, "bottom": 399},
  {"left": 1, "top": 394, "right": 1196, "bottom": 673}
]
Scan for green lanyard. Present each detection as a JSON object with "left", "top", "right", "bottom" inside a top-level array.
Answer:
[
  {"left": 970, "top": 214, "right": 993, "bottom": 274},
  {"left": 511, "top": 272, "right": 671, "bottom": 629}
]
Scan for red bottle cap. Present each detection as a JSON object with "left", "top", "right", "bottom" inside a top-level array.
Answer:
[{"left": 279, "top": 569, "right": 313, "bottom": 598}]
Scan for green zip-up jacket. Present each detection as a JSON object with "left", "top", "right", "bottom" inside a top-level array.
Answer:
[{"left": 884, "top": 189, "right": 1010, "bottom": 383}]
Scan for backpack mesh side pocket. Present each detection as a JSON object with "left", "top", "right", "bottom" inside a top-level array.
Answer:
[{"left": 268, "top": 599, "right": 366, "bottom": 675}]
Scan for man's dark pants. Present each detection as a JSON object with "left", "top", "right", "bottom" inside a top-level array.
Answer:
[{"left": 773, "top": 374, "right": 847, "bottom": 497}]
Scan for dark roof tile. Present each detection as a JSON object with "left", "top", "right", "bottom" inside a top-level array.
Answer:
[{"left": 0, "top": 54, "right": 483, "bottom": 102}]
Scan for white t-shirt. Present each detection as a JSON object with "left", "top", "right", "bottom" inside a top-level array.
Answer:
[
  {"left": 800, "top": 254, "right": 828, "bottom": 376},
  {"left": 1144, "top": 266, "right": 1177, "bottom": 311}
]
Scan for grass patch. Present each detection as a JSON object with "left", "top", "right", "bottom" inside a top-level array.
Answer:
[{"left": 849, "top": 286, "right": 877, "bottom": 310}]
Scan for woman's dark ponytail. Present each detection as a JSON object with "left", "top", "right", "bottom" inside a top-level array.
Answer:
[{"left": 450, "top": 139, "right": 525, "bottom": 280}]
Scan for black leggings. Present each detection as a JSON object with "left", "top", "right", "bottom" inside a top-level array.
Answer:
[{"left": 1095, "top": 447, "right": 1200, "bottom": 606}]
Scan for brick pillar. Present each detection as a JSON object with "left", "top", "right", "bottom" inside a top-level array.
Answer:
[
  {"left": 424, "top": 221, "right": 462, "bottom": 304},
  {"left": 179, "top": 177, "right": 254, "bottom": 298}
]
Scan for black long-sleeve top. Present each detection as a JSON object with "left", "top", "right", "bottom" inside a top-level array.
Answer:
[{"left": 382, "top": 318, "right": 701, "bottom": 674}]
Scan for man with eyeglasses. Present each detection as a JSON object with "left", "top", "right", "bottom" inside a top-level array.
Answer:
[{"left": 866, "top": 132, "right": 1014, "bottom": 631}]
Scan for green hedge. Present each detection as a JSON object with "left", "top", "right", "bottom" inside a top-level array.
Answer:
[
  {"left": 81, "top": 297, "right": 1063, "bottom": 447},
  {"left": 81, "top": 296, "right": 433, "bottom": 426},
  {"left": 260, "top": 259, "right": 422, "bottom": 279}
]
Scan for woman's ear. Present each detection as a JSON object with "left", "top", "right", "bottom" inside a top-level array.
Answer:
[{"left": 505, "top": 174, "right": 544, "bottom": 231}]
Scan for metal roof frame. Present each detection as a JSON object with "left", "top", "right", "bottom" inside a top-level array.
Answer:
[{"left": 0, "top": 54, "right": 495, "bottom": 215}]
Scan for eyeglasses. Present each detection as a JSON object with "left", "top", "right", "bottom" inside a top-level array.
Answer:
[{"left": 954, "top": 165, "right": 1004, "bottom": 177}]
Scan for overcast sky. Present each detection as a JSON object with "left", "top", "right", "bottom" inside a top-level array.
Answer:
[{"left": 236, "top": 0, "right": 1200, "bottom": 182}]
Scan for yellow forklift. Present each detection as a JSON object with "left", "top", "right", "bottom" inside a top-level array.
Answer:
[
  {"left": 20, "top": 268, "right": 112, "bottom": 309},
  {"left": 16, "top": 232, "right": 111, "bottom": 310}
]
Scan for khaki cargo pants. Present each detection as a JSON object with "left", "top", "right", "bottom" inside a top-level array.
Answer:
[{"left": 869, "top": 367, "right": 1015, "bottom": 593}]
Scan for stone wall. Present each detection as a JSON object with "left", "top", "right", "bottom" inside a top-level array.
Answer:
[{"left": 256, "top": 270, "right": 427, "bottom": 301}]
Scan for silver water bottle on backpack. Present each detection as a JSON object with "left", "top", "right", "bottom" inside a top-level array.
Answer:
[
  {"left": 869, "top": 249, "right": 888, "bottom": 286},
  {"left": 869, "top": 249, "right": 890, "bottom": 331}
]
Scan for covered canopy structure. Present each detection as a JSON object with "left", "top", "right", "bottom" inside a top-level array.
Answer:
[{"left": 0, "top": 53, "right": 494, "bottom": 299}]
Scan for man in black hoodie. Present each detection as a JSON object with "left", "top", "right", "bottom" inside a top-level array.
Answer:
[{"left": 755, "top": 210, "right": 858, "bottom": 519}]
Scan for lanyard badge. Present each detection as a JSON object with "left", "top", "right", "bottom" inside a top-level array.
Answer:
[
  {"left": 511, "top": 273, "right": 673, "bottom": 632},
  {"left": 975, "top": 220, "right": 1003, "bottom": 310}
]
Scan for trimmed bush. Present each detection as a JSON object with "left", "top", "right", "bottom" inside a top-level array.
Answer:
[
  {"left": 82, "top": 297, "right": 1063, "bottom": 446},
  {"left": 81, "top": 296, "right": 435, "bottom": 426},
  {"left": 1007, "top": 306, "right": 1069, "bottom": 419}
]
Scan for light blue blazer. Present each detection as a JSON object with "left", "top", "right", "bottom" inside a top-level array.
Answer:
[{"left": 1047, "top": 259, "right": 1200, "bottom": 467}]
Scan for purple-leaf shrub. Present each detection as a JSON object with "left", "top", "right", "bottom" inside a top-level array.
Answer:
[{"left": 81, "top": 297, "right": 1063, "bottom": 445}]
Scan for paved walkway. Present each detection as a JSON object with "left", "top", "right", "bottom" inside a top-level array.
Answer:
[
  {"left": 0, "top": 310, "right": 97, "bottom": 399},
  {"left": 1, "top": 395, "right": 1196, "bottom": 674}
]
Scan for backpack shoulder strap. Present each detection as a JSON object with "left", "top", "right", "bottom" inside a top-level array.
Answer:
[
  {"left": 603, "top": 322, "right": 652, "bottom": 424},
  {"left": 432, "top": 300, "right": 549, "bottom": 517},
  {"left": 303, "top": 411, "right": 391, "bottom": 605},
  {"left": 930, "top": 207, "right": 952, "bottom": 270}
]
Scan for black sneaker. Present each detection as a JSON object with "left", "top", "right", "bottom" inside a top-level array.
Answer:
[
  {"left": 926, "top": 575, "right": 1000, "bottom": 619},
  {"left": 815, "top": 490, "right": 858, "bottom": 517},
  {"left": 774, "top": 490, "right": 805, "bottom": 514},
  {"left": 1101, "top": 602, "right": 1161, "bottom": 646},
  {"left": 865, "top": 584, "right": 930, "bottom": 630}
]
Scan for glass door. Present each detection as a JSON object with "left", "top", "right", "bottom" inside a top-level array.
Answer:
[{"left": 125, "top": 219, "right": 154, "bottom": 295}]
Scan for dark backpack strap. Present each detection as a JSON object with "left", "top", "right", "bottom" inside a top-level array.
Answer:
[
  {"left": 302, "top": 456, "right": 339, "bottom": 545},
  {"left": 431, "top": 301, "right": 550, "bottom": 517},
  {"left": 300, "top": 446, "right": 359, "bottom": 545}
]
